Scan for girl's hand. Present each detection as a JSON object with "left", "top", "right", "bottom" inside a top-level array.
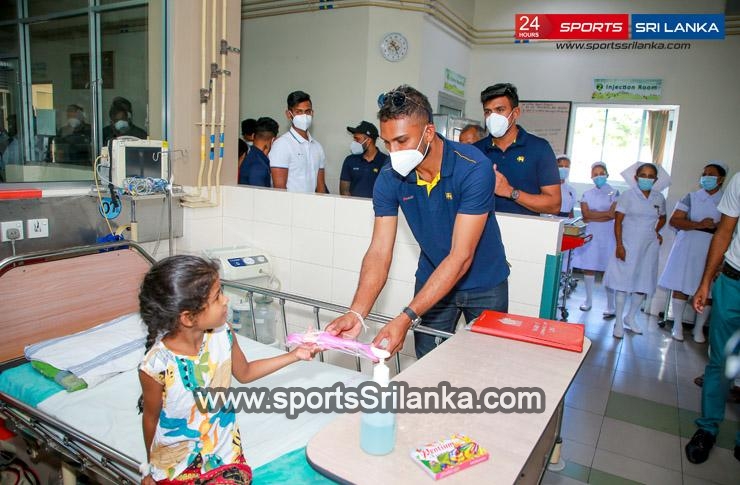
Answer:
[
  {"left": 142, "top": 474, "right": 156, "bottom": 485},
  {"left": 616, "top": 245, "right": 626, "bottom": 261},
  {"left": 291, "top": 343, "right": 321, "bottom": 361}
]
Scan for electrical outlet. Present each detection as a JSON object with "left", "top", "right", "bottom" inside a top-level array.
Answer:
[
  {"left": 27, "top": 218, "right": 49, "bottom": 239},
  {"left": 1, "top": 221, "right": 24, "bottom": 242}
]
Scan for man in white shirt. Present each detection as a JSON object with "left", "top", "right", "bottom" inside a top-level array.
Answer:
[
  {"left": 686, "top": 172, "right": 740, "bottom": 464},
  {"left": 269, "top": 91, "right": 327, "bottom": 193}
]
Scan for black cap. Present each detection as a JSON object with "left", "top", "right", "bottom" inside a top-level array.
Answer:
[{"left": 347, "top": 120, "right": 379, "bottom": 139}]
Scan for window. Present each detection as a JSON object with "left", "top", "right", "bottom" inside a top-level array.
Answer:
[
  {"left": 568, "top": 105, "right": 678, "bottom": 186},
  {"left": 0, "top": 0, "right": 166, "bottom": 184}
]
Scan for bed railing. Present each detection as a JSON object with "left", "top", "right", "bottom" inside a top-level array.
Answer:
[
  {"left": 0, "top": 393, "right": 142, "bottom": 483},
  {"left": 221, "top": 278, "right": 454, "bottom": 375}
]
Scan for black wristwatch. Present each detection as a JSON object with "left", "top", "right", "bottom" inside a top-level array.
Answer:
[
  {"left": 402, "top": 306, "right": 422, "bottom": 328},
  {"left": 510, "top": 188, "right": 520, "bottom": 201}
]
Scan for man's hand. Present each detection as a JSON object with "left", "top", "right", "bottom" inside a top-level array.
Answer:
[
  {"left": 693, "top": 283, "right": 710, "bottom": 314},
  {"left": 142, "top": 474, "right": 156, "bottom": 485},
  {"left": 493, "top": 164, "right": 513, "bottom": 198},
  {"left": 325, "top": 313, "right": 362, "bottom": 339},
  {"left": 616, "top": 244, "right": 626, "bottom": 261},
  {"left": 372, "top": 316, "right": 410, "bottom": 356}
]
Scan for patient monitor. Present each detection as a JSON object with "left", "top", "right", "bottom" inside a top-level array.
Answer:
[{"left": 110, "top": 138, "right": 168, "bottom": 188}]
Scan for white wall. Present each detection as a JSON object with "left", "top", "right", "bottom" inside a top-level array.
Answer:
[
  {"left": 418, "top": 16, "right": 472, "bottom": 115},
  {"left": 177, "top": 185, "right": 563, "bottom": 373},
  {"left": 241, "top": 7, "right": 372, "bottom": 192}
]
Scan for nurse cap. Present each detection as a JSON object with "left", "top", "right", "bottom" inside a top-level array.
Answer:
[
  {"left": 591, "top": 161, "right": 607, "bottom": 170},
  {"left": 704, "top": 160, "right": 728, "bottom": 175}
]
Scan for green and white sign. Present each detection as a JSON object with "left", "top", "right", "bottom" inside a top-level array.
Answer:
[
  {"left": 592, "top": 78, "right": 662, "bottom": 101},
  {"left": 444, "top": 68, "right": 466, "bottom": 97}
]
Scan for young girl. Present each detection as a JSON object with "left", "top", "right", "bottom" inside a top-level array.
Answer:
[
  {"left": 572, "top": 162, "right": 619, "bottom": 316},
  {"left": 138, "top": 255, "right": 318, "bottom": 484},
  {"left": 604, "top": 163, "right": 667, "bottom": 338},
  {"left": 658, "top": 162, "right": 727, "bottom": 342}
]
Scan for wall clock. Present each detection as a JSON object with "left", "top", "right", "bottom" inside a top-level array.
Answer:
[{"left": 380, "top": 32, "right": 408, "bottom": 62}]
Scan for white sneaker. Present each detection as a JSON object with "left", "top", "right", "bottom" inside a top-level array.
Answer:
[
  {"left": 624, "top": 316, "right": 643, "bottom": 335},
  {"left": 580, "top": 302, "right": 592, "bottom": 311}
]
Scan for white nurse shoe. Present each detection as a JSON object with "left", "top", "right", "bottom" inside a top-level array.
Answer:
[{"left": 624, "top": 316, "right": 643, "bottom": 335}]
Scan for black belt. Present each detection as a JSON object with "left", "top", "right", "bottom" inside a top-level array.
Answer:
[
  {"left": 696, "top": 228, "right": 716, "bottom": 235},
  {"left": 723, "top": 262, "right": 740, "bottom": 281}
]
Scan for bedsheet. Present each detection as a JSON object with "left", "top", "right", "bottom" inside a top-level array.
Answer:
[{"left": 21, "top": 336, "right": 363, "bottom": 470}]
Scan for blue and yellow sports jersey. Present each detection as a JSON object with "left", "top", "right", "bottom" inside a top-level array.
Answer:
[{"left": 373, "top": 135, "right": 509, "bottom": 291}]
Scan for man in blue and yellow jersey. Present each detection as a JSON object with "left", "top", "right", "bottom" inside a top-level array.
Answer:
[
  {"left": 474, "top": 83, "right": 560, "bottom": 216},
  {"left": 326, "top": 85, "right": 509, "bottom": 358}
]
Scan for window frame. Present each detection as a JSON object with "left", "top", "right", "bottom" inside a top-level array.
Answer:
[
  {"left": 0, "top": 0, "right": 168, "bottom": 188},
  {"left": 566, "top": 102, "right": 679, "bottom": 189}
]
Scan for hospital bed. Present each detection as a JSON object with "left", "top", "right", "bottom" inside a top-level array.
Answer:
[{"left": 0, "top": 241, "right": 445, "bottom": 484}]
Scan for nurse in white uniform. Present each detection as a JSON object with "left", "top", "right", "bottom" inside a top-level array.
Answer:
[
  {"left": 604, "top": 162, "right": 668, "bottom": 338},
  {"left": 658, "top": 162, "right": 727, "bottom": 342},
  {"left": 572, "top": 162, "right": 619, "bottom": 316}
]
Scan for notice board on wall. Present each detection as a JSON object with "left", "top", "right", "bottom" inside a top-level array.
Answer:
[{"left": 518, "top": 101, "right": 572, "bottom": 155}]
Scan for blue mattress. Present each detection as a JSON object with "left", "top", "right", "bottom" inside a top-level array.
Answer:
[
  {"left": 0, "top": 363, "right": 64, "bottom": 407},
  {"left": 252, "top": 447, "right": 336, "bottom": 484}
]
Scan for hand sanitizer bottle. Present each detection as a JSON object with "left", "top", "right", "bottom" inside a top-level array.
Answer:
[{"left": 360, "top": 347, "right": 396, "bottom": 455}]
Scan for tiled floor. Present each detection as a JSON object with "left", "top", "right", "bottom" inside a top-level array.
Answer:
[{"left": 542, "top": 276, "right": 740, "bottom": 485}]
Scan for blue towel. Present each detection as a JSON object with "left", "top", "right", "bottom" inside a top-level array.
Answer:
[
  {"left": 251, "top": 447, "right": 337, "bottom": 484},
  {"left": 0, "top": 363, "right": 64, "bottom": 407}
]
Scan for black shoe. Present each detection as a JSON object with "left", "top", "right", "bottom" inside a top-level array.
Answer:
[
  {"left": 685, "top": 429, "right": 716, "bottom": 464},
  {"left": 735, "top": 445, "right": 739, "bottom": 462}
]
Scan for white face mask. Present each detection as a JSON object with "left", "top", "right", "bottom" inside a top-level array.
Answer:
[
  {"left": 292, "top": 113, "right": 312, "bottom": 131},
  {"left": 390, "top": 129, "right": 430, "bottom": 177},
  {"left": 67, "top": 118, "right": 81, "bottom": 129},
  {"left": 114, "top": 119, "right": 130, "bottom": 132},
  {"left": 350, "top": 140, "right": 366, "bottom": 155},
  {"left": 486, "top": 111, "right": 513, "bottom": 138}
]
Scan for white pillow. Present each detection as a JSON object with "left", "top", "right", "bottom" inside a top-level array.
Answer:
[{"left": 25, "top": 313, "right": 147, "bottom": 388}]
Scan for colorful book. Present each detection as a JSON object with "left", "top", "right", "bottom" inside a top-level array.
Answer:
[
  {"left": 410, "top": 434, "right": 489, "bottom": 480},
  {"left": 469, "top": 310, "right": 585, "bottom": 353}
]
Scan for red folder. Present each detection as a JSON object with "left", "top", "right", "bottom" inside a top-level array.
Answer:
[{"left": 470, "top": 311, "right": 585, "bottom": 353}]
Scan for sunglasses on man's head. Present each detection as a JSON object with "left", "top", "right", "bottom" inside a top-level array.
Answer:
[{"left": 377, "top": 90, "right": 428, "bottom": 110}]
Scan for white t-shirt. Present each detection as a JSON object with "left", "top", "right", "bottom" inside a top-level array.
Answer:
[
  {"left": 268, "top": 127, "right": 326, "bottom": 193},
  {"left": 718, "top": 172, "right": 740, "bottom": 270}
]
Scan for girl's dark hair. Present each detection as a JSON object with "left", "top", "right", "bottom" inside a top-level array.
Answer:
[
  {"left": 137, "top": 255, "right": 220, "bottom": 412},
  {"left": 636, "top": 162, "right": 658, "bottom": 177}
]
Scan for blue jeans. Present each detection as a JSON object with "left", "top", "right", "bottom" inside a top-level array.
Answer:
[
  {"left": 696, "top": 273, "right": 740, "bottom": 446},
  {"left": 414, "top": 279, "right": 508, "bottom": 358}
]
